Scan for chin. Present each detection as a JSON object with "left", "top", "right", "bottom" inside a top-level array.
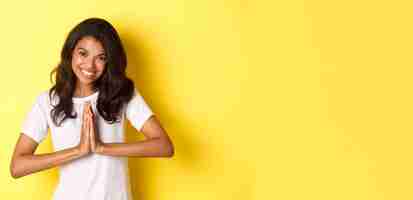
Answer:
[{"left": 77, "top": 76, "right": 97, "bottom": 85}]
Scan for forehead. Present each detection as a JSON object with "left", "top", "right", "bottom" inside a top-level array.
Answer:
[{"left": 74, "top": 36, "right": 105, "bottom": 53}]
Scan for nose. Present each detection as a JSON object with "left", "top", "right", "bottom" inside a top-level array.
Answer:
[{"left": 84, "top": 57, "right": 97, "bottom": 70}]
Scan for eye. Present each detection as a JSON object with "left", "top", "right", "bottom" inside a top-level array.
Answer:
[
  {"left": 79, "top": 51, "right": 87, "bottom": 57},
  {"left": 98, "top": 56, "right": 107, "bottom": 62}
]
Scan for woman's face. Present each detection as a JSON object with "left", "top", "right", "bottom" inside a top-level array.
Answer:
[{"left": 71, "top": 36, "right": 107, "bottom": 88}]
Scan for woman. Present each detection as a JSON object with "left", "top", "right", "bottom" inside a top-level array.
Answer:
[{"left": 10, "top": 17, "right": 174, "bottom": 200}]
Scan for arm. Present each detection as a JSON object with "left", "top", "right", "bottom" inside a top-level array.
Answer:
[
  {"left": 97, "top": 115, "right": 174, "bottom": 158},
  {"left": 10, "top": 133, "right": 83, "bottom": 179},
  {"left": 10, "top": 103, "right": 93, "bottom": 179}
]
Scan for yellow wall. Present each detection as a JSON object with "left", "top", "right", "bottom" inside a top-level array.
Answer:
[{"left": 1, "top": 0, "right": 413, "bottom": 199}]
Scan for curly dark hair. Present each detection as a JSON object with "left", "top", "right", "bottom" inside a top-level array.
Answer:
[{"left": 49, "top": 17, "right": 134, "bottom": 126}]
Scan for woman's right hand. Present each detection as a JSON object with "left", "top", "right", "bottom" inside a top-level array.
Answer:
[{"left": 77, "top": 102, "right": 91, "bottom": 157}]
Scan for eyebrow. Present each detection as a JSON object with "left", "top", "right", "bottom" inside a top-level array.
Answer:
[{"left": 77, "top": 47, "right": 106, "bottom": 56}]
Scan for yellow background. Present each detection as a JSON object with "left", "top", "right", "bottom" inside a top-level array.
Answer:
[{"left": 1, "top": 0, "right": 412, "bottom": 199}]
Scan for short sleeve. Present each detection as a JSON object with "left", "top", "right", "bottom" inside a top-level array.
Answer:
[
  {"left": 21, "top": 94, "right": 49, "bottom": 144},
  {"left": 125, "top": 88, "right": 154, "bottom": 132}
]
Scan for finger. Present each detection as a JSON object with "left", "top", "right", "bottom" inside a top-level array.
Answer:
[
  {"left": 85, "top": 113, "right": 89, "bottom": 137},
  {"left": 88, "top": 114, "right": 95, "bottom": 150},
  {"left": 88, "top": 106, "right": 94, "bottom": 120},
  {"left": 89, "top": 104, "right": 94, "bottom": 116},
  {"left": 83, "top": 106, "right": 89, "bottom": 124},
  {"left": 90, "top": 126, "right": 95, "bottom": 149},
  {"left": 85, "top": 102, "right": 90, "bottom": 111},
  {"left": 90, "top": 114, "right": 96, "bottom": 139},
  {"left": 81, "top": 111, "right": 85, "bottom": 129},
  {"left": 90, "top": 114, "right": 95, "bottom": 138},
  {"left": 83, "top": 102, "right": 89, "bottom": 114},
  {"left": 82, "top": 104, "right": 88, "bottom": 123},
  {"left": 82, "top": 110, "right": 88, "bottom": 137},
  {"left": 88, "top": 115, "right": 94, "bottom": 139},
  {"left": 88, "top": 106, "right": 94, "bottom": 121},
  {"left": 87, "top": 113, "right": 92, "bottom": 134}
]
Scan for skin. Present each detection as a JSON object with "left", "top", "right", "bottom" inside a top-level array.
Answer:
[
  {"left": 10, "top": 36, "right": 174, "bottom": 179},
  {"left": 71, "top": 36, "right": 106, "bottom": 97}
]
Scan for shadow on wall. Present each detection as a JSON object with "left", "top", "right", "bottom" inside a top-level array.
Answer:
[
  {"left": 120, "top": 27, "right": 255, "bottom": 199},
  {"left": 120, "top": 27, "right": 203, "bottom": 199}
]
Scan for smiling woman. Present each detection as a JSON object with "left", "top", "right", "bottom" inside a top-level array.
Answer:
[
  {"left": 72, "top": 36, "right": 107, "bottom": 83},
  {"left": 10, "top": 18, "right": 174, "bottom": 200}
]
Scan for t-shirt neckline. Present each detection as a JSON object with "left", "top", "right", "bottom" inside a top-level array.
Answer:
[{"left": 72, "top": 90, "right": 99, "bottom": 103}]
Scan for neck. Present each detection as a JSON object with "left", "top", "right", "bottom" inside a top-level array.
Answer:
[{"left": 73, "top": 84, "right": 96, "bottom": 98}]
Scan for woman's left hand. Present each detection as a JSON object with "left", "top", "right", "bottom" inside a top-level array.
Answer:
[{"left": 86, "top": 104, "right": 104, "bottom": 154}]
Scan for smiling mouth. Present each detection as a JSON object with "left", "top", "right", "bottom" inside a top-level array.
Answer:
[{"left": 81, "top": 69, "right": 95, "bottom": 78}]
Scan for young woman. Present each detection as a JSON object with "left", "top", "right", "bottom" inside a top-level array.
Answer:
[{"left": 10, "top": 18, "right": 174, "bottom": 200}]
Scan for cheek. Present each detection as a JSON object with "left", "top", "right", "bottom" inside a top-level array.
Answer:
[
  {"left": 72, "top": 56, "right": 83, "bottom": 67},
  {"left": 95, "top": 62, "right": 106, "bottom": 73}
]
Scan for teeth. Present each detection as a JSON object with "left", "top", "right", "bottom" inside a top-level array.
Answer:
[{"left": 81, "top": 69, "right": 95, "bottom": 76}]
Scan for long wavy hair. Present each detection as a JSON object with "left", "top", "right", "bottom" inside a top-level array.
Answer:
[{"left": 49, "top": 17, "right": 134, "bottom": 126}]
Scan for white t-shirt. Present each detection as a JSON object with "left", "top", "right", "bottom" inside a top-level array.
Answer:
[{"left": 21, "top": 87, "right": 154, "bottom": 200}]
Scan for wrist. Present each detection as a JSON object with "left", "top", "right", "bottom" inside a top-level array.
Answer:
[
  {"left": 73, "top": 146, "right": 83, "bottom": 158},
  {"left": 96, "top": 143, "right": 105, "bottom": 154},
  {"left": 75, "top": 145, "right": 89, "bottom": 158}
]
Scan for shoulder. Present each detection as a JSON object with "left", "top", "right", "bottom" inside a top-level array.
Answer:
[
  {"left": 129, "top": 86, "right": 146, "bottom": 103},
  {"left": 123, "top": 86, "right": 150, "bottom": 110},
  {"left": 37, "top": 90, "right": 49, "bottom": 100},
  {"left": 33, "top": 89, "right": 56, "bottom": 109}
]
